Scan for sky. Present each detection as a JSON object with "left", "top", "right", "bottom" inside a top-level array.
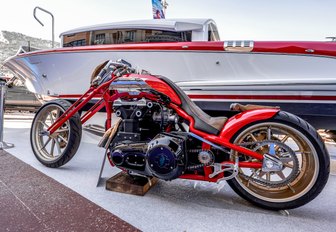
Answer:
[{"left": 0, "top": 0, "right": 335, "bottom": 42}]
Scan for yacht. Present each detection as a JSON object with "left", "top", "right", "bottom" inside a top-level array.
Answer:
[{"left": 3, "top": 18, "right": 336, "bottom": 130}]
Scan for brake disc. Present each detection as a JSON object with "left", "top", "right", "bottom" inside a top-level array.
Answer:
[{"left": 238, "top": 140, "right": 300, "bottom": 188}]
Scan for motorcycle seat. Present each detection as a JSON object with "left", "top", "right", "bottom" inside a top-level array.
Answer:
[{"left": 157, "top": 76, "right": 227, "bottom": 135}]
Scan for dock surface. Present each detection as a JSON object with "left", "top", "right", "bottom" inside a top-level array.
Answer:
[{"left": 2, "top": 114, "right": 336, "bottom": 231}]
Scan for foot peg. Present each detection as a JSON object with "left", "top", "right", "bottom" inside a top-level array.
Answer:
[{"left": 209, "top": 158, "right": 239, "bottom": 183}]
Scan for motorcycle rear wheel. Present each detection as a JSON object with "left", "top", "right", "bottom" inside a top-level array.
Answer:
[
  {"left": 30, "top": 99, "right": 82, "bottom": 168},
  {"left": 227, "top": 111, "right": 330, "bottom": 210}
]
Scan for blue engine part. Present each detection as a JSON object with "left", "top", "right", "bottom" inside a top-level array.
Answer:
[
  {"left": 147, "top": 146, "right": 176, "bottom": 174},
  {"left": 146, "top": 133, "right": 186, "bottom": 180}
]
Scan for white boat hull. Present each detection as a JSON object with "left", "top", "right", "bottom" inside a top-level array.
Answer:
[
  {"left": 5, "top": 49, "right": 336, "bottom": 96},
  {"left": 4, "top": 47, "right": 336, "bottom": 129}
]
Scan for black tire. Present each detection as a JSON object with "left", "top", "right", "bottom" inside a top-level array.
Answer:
[
  {"left": 227, "top": 111, "right": 330, "bottom": 210},
  {"left": 30, "top": 99, "right": 82, "bottom": 168}
]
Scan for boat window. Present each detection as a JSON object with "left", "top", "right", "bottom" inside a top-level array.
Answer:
[
  {"left": 63, "top": 32, "right": 89, "bottom": 47},
  {"left": 95, "top": 33, "right": 106, "bottom": 44},
  {"left": 90, "top": 29, "right": 191, "bottom": 45},
  {"left": 63, "top": 39, "right": 86, "bottom": 47},
  {"left": 62, "top": 29, "right": 192, "bottom": 47},
  {"left": 208, "top": 23, "right": 220, "bottom": 41},
  {"left": 90, "top": 29, "right": 192, "bottom": 45}
]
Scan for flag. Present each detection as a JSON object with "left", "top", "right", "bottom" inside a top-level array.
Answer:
[{"left": 152, "top": 0, "right": 165, "bottom": 19}]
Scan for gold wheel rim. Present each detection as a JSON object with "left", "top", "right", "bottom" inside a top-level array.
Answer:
[
  {"left": 32, "top": 105, "right": 70, "bottom": 162},
  {"left": 232, "top": 122, "right": 319, "bottom": 203}
]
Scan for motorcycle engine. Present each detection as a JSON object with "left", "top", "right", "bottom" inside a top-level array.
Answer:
[
  {"left": 109, "top": 98, "right": 186, "bottom": 180},
  {"left": 146, "top": 133, "right": 186, "bottom": 180}
]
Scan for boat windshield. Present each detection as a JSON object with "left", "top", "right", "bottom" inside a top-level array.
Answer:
[
  {"left": 208, "top": 23, "right": 220, "bottom": 41},
  {"left": 63, "top": 29, "right": 192, "bottom": 47}
]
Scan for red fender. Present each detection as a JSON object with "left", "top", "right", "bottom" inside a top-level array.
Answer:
[
  {"left": 219, "top": 109, "right": 280, "bottom": 140},
  {"left": 129, "top": 74, "right": 182, "bottom": 105}
]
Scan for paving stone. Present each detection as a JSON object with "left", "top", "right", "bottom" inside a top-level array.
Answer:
[{"left": 0, "top": 150, "right": 139, "bottom": 232}]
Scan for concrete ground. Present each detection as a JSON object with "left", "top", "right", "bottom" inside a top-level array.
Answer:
[{"left": 2, "top": 114, "right": 336, "bottom": 232}]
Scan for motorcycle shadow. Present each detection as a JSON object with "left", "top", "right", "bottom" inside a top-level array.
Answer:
[
  {"left": 147, "top": 176, "right": 335, "bottom": 222},
  {"left": 147, "top": 179, "right": 279, "bottom": 215}
]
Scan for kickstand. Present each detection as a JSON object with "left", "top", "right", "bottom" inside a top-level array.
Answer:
[{"left": 96, "top": 148, "right": 108, "bottom": 187}]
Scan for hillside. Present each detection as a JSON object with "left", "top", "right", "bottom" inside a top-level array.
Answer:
[{"left": 0, "top": 30, "right": 59, "bottom": 75}]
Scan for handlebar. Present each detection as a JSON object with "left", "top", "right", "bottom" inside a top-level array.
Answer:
[{"left": 91, "top": 59, "right": 136, "bottom": 87}]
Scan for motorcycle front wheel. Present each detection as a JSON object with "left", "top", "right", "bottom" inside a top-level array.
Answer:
[
  {"left": 30, "top": 99, "right": 82, "bottom": 168},
  {"left": 227, "top": 111, "right": 330, "bottom": 210}
]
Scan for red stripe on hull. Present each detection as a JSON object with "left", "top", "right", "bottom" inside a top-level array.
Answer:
[
  {"left": 17, "top": 41, "right": 336, "bottom": 58},
  {"left": 188, "top": 94, "right": 336, "bottom": 101},
  {"left": 58, "top": 94, "right": 336, "bottom": 101},
  {"left": 254, "top": 41, "right": 336, "bottom": 57},
  {"left": 18, "top": 42, "right": 226, "bottom": 57}
]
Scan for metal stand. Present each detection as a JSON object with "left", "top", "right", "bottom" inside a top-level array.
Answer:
[
  {"left": 0, "top": 81, "right": 14, "bottom": 150},
  {"left": 96, "top": 148, "right": 108, "bottom": 187}
]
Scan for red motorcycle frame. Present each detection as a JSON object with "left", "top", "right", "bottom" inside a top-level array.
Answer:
[{"left": 46, "top": 72, "right": 279, "bottom": 183}]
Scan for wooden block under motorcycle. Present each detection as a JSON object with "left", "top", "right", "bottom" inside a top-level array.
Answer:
[{"left": 106, "top": 172, "right": 158, "bottom": 196}]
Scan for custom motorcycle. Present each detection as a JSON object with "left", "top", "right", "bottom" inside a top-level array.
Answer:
[{"left": 30, "top": 60, "right": 330, "bottom": 210}]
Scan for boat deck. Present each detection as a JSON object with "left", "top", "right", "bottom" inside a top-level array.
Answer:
[{"left": 2, "top": 114, "right": 336, "bottom": 231}]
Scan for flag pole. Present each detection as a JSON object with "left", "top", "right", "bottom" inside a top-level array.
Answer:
[{"left": 161, "top": 0, "right": 168, "bottom": 16}]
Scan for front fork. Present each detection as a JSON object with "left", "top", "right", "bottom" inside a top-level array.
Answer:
[{"left": 104, "top": 91, "right": 113, "bottom": 130}]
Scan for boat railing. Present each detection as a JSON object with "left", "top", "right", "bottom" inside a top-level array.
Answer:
[
  {"left": 16, "top": 46, "right": 40, "bottom": 55},
  {"left": 326, "top": 37, "right": 336, "bottom": 42},
  {"left": 0, "top": 78, "right": 14, "bottom": 150},
  {"left": 33, "top": 6, "right": 55, "bottom": 48}
]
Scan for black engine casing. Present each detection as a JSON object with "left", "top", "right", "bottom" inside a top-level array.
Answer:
[
  {"left": 110, "top": 98, "right": 186, "bottom": 180},
  {"left": 146, "top": 133, "right": 186, "bottom": 180},
  {"left": 110, "top": 133, "right": 187, "bottom": 180}
]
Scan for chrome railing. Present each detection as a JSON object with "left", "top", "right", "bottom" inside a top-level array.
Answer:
[
  {"left": 0, "top": 79, "right": 14, "bottom": 150},
  {"left": 33, "top": 6, "right": 55, "bottom": 48}
]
